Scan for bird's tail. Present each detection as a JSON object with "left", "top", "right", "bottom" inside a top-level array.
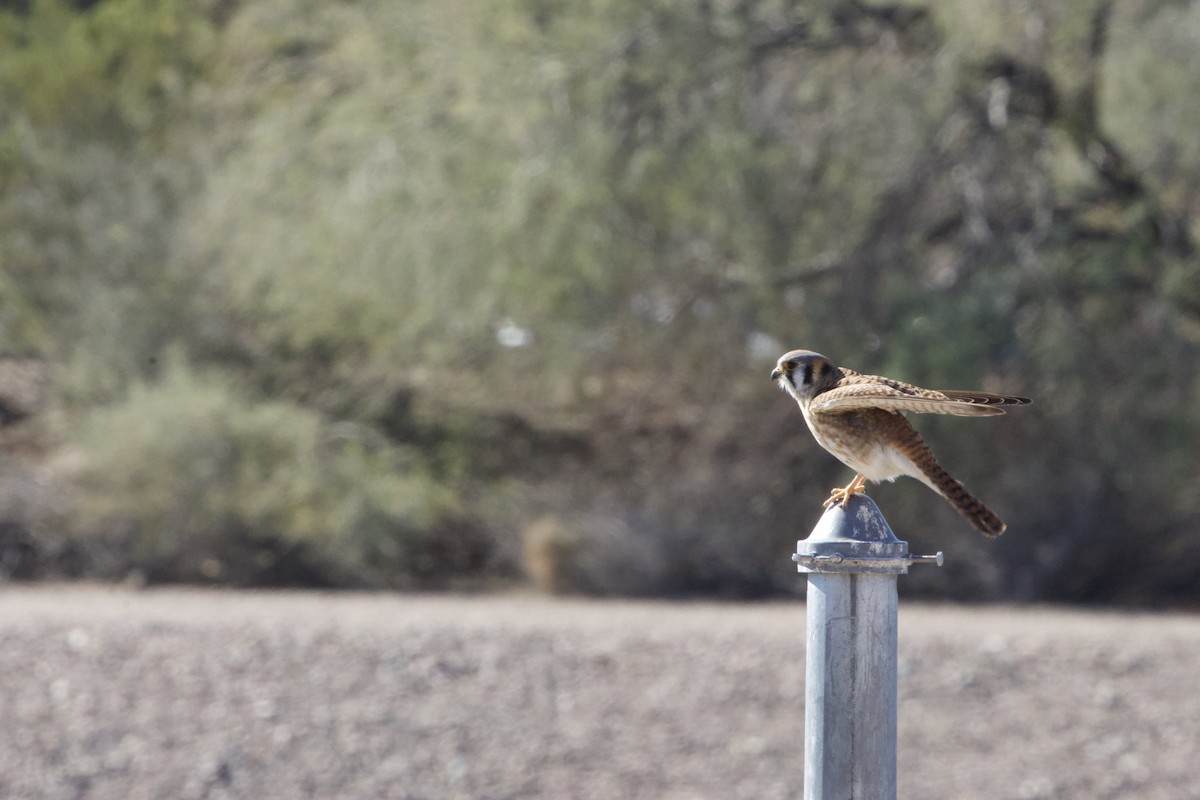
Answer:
[{"left": 908, "top": 448, "right": 1006, "bottom": 537}]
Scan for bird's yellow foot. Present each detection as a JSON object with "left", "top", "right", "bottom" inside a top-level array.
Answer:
[{"left": 822, "top": 475, "right": 868, "bottom": 509}]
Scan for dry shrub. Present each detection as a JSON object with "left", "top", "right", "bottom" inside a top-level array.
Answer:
[
  {"left": 68, "top": 362, "right": 484, "bottom": 588},
  {"left": 522, "top": 513, "right": 672, "bottom": 597}
]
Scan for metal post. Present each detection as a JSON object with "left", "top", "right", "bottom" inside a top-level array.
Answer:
[{"left": 793, "top": 494, "right": 943, "bottom": 800}]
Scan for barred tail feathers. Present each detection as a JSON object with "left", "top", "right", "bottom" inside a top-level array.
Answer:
[
  {"left": 924, "top": 464, "right": 1006, "bottom": 537},
  {"left": 900, "top": 438, "right": 1007, "bottom": 537}
]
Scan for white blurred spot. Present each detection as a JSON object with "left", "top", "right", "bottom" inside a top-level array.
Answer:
[
  {"left": 746, "top": 331, "right": 784, "bottom": 361},
  {"left": 50, "top": 678, "right": 70, "bottom": 704},
  {"left": 66, "top": 628, "right": 90, "bottom": 651},
  {"left": 631, "top": 291, "right": 678, "bottom": 324},
  {"left": 784, "top": 286, "right": 806, "bottom": 310},
  {"left": 926, "top": 249, "right": 960, "bottom": 290},
  {"left": 496, "top": 319, "right": 533, "bottom": 348},
  {"left": 987, "top": 78, "right": 1010, "bottom": 129}
]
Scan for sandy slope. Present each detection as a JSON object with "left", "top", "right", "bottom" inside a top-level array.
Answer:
[{"left": 1, "top": 585, "right": 1198, "bottom": 799}]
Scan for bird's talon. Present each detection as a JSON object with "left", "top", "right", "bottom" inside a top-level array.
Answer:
[{"left": 823, "top": 476, "right": 867, "bottom": 509}]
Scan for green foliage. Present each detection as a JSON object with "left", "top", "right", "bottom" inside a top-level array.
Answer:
[
  {"left": 0, "top": 0, "right": 212, "bottom": 136},
  {"left": 2, "top": 0, "right": 1200, "bottom": 602},
  {"left": 0, "top": 0, "right": 215, "bottom": 380},
  {"left": 1102, "top": 2, "right": 1200, "bottom": 220},
  {"left": 71, "top": 361, "right": 486, "bottom": 586}
]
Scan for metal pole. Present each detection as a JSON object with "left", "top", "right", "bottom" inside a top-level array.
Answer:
[{"left": 794, "top": 494, "right": 942, "bottom": 800}]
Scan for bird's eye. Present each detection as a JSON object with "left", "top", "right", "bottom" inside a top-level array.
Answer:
[{"left": 786, "top": 360, "right": 797, "bottom": 370}]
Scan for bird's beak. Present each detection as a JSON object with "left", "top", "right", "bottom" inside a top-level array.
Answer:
[{"left": 770, "top": 367, "right": 783, "bottom": 382}]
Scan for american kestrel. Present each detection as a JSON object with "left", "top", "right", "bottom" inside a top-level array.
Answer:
[{"left": 771, "top": 350, "right": 1031, "bottom": 536}]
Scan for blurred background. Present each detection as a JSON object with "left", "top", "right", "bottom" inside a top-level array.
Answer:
[{"left": 0, "top": 0, "right": 1197, "bottom": 605}]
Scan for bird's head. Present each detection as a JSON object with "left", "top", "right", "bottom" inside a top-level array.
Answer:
[{"left": 771, "top": 349, "right": 839, "bottom": 404}]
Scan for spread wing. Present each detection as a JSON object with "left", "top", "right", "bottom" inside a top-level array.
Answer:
[{"left": 810, "top": 371, "right": 1032, "bottom": 417}]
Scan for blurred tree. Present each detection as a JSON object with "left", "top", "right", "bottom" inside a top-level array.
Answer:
[{"left": 1, "top": 0, "right": 1198, "bottom": 600}]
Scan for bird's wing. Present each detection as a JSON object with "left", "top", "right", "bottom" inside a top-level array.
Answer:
[
  {"left": 939, "top": 389, "right": 1033, "bottom": 409},
  {"left": 811, "top": 374, "right": 1031, "bottom": 417}
]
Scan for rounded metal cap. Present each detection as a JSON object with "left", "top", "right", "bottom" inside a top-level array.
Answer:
[{"left": 793, "top": 494, "right": 911, "bottom": 574}]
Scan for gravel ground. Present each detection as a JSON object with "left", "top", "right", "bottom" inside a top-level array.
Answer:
[{"left": 1, "top": 585, "right": 1198, "bottom": 800}]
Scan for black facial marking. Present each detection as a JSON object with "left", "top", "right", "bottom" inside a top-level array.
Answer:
[{"left": 802, "top": 361, "right": 814, "bottom": 385}]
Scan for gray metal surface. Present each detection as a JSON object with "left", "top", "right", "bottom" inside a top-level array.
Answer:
[
  {"left": 797, "top": 494, "right": 941, "bottom": 800},
  {"left": 794, "top": 495, "right": 943, "bottom": 574},
  {"left": 804, "top": 572, "right": 898, "bottom": 800}
]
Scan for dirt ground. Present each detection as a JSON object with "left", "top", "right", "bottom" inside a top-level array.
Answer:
[{"left": 1, "top": 585, "right": 1198, "bottom": 800}]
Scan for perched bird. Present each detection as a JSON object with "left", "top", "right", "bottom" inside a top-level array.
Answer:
[{"left": 771, "top": 350, "right": 1031, "bottom": 537}]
